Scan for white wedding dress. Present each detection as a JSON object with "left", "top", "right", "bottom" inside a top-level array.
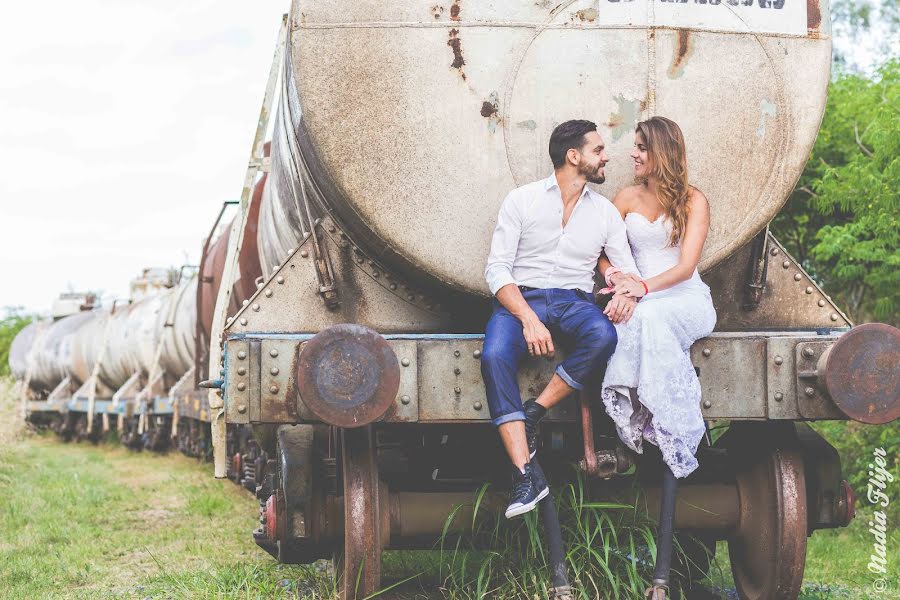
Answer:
[{"left": 600, "top": 212, "right": 717, "bottom": 479}]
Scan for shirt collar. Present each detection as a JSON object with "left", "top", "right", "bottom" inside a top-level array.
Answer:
[{"left": 545, "top": 172, "right": 592, "bottom": 199}]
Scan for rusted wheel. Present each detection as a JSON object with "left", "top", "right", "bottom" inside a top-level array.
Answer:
[
  {"left": 723, "top": 424, "right": 807, "bottom": 600},
  {"left": 336, "top": 425, "right": 383, "bottom": 599}
]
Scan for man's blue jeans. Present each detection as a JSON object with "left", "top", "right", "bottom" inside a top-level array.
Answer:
[{"left": 481, "top": 288, "right": 617, "bottom": 426}]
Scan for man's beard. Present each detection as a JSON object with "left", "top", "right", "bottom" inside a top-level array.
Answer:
[{"left": 579, "top": 161, "right": 606, "bottom": 184}]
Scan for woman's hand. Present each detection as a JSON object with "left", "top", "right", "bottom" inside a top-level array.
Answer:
[
  {"left": 614, "top": 278, "right": 647, "bottom": 299},
  {"left": 608, "top": 271, "right": 641, "bottom": 287}
]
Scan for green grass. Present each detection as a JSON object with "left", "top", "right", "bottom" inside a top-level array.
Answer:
[{"left": 1, "top": 379, "right": 894, "bottom": 599}]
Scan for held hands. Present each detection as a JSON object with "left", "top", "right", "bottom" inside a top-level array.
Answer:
[
  {"left": 522, "top": 314, "right": 555, "bottom": 358},
  {"left": 603, "top": 292, "right": 638, "bottom": 324},
  {"left": 607, "top": 271, "right": 641, "bottom": 287},
  {"left": 614, "top": 277, "right": 648, "bottom": 300}
]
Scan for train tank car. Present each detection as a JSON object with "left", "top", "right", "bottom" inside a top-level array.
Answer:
[
  {"left": 207, "top": 2, "right": 899, "bottom": 600},
  {"left": 14, "top": 270, "right": 201, "bottom": 449}
]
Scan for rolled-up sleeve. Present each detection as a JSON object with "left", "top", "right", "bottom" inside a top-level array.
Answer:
[
  {"left": 484, "top": 191, "right": 522, "bottom": 295},
  {"left": 604, "top": 207, "right": 640, "bottom": 276}
]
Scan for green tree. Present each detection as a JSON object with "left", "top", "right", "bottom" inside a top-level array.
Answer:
[
  {"left": 0, "top": 310, "right": 33, "bottom": 378},
  {"left": 772, "top": 59, "right": 899, "bottom": 324}
]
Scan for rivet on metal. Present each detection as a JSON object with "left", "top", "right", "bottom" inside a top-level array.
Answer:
[
  {"left": 238, "top": 367, "right": 247, "bottom": 376},
  {"left": 300, "top": 250, "right": 309, "bottom": 258},
  {"left": 782, "top": 260, "right": 790, "bottom": 269},
  {"left": 817, "top": 299, "right": 826, "bottom": 307},
  {"left": 473, "top": 349, "right": 482, "bottom": 359},
  {"left": 237, "top": 404, "right": 247, "bottom": 414},
  {"left": 774, "top": 392, "right": 784, "bottom": 402},
  {"left": 238, "top": 351, "right": 247, "bottom": 360},
  {"left": 273, "top": 265, "right": 279, "bottom": 273},
  {"left": 252, "top": 304, "right": 260, "bottom": 312},
  {"left": 702, "top": 400, "right": 712, "bottom": 409},
  {"left": 287, "top": 248, "right": 295, "bottom": 255},
  {"left": 390, "top": 283, "right": 397, "bottom": 290},
  {"left": 805, "top": 387, "right": 815, "bottom": 397},
  {"left": 401, "top": 358, "right": 410, "bottom": 367},
  {"left": 774, "top": 356, "right": 783, "bottom": 366},
  {"left": 372, "top": 270, "right": 380, "bottom": 278},
  {"left": 270, "top": 385, "right": 279, "bottom": 394},
  {"left": 265, "top": 289, "right": 274, "bottom": 297},
  {"left": 454, "top": 367, "right": 461, "bottom": 375},
  {"left": 770, "top": 247, "right": 780, "bottom": 256},
  {"left": 407, "top": 294, "right": 415, "bottom": 301},
  {"left": 802, "top": 347, "right": 815, "bottom": 359},
  {"left": 270, "top": 367, "right": 280, "bottom": 376},
  {"left": 805, "top": 287, "right": 813, "bottom": 294},
  {"left": 276, "top": 276, "right": 284, "bottom": 285},
  {"left": 702, "top": 348, "right": 711, "bottom": 357},
  {"left": 454, "top": 350, "right": 461, "bottom": 357},
  {"left": 793, "top": 273, "right": 802, "bottom": 281},
  {"left": 237, "top": 382, "right": 246, "bottom": 391},
  {"left": 454, "top": 386, "right": 462, "bottom": 394},
  {"left": 270, "top": 349, "right": 279, "bottom": 358},
  {"left": 473, "top": 402, "right": 483, "bottom": 411},
  {"left": 242, "top": 299, "right": 249, "bottom": 306},
  {"left": 401, "top": 395, "right": 411, "bottom": 405},
  {"left": 328, "top": 225, "right": 336, "bottom": 233},
  {"left": 830, "top": 313, "right": 838, "bottom": 322},
  {"left": 240, "top": 318, "right": 248, "bottom": 326},
  {"left": 357, "top": 258, "right": 364, "bottom": 264}
]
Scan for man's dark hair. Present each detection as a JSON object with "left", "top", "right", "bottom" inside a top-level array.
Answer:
[{"left": 548, "top": 120, "right": 597, "bottom": 168}]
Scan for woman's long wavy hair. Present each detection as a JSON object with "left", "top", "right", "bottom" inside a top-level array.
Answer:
[{"left": 636, "top": 116, "right": 690, "bottom": 247}]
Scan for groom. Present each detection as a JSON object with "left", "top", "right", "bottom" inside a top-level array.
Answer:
[{"left": 482, "top": 120, "right": 639, "bottom": 518}]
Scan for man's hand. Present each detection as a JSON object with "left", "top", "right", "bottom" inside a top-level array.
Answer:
[
  {"left": 603, "top": 292, "right": 637, "bottom": 324},
  {"left": 522, "top": 314, "right": 555, "bottom": 358}
]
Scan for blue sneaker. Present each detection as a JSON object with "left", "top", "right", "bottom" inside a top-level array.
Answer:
[
  {"left": 523, "top": 399, "right": 546, "bottom": 459},
  {"left": 505, "top": 462, "right": 549, "bottom": 519}
]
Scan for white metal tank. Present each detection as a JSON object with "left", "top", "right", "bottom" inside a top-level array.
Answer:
[{"left": 273, "top": 0, "right": 831, "bottom": 296}]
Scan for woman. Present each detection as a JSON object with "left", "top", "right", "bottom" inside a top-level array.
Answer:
[{"left": 597, "top": 116, "right": 716, "bottom": 599}]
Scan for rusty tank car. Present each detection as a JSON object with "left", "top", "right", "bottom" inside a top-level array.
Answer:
[
  {"left": 9, "top": 1, "right": 900, "bottom": 599},
  {"left": 208, "top": 1, "right": 898, "bottom": 598}
]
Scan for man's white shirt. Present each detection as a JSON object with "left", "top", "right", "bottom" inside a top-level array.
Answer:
[{"left": 484, "top": 173, "right": 639, "bottom": 295}]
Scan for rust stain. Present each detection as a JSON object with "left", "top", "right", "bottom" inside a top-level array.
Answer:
[
  {"left": 668, "top": 30, "right": 694, "bottom": 79},
  {"left": 480, "top": 102, "right": 497, "bottom": 118},
  {"left": 447, "top": 28, "right": 466, "bottom": 79},
  {"left": 431, "top": 5, "right": 444, "bottom": 19},
  {"left": 450, "top": 0, "right": 461, "bottom": 21},
  {"left": 481, "top": 92, "right": 502, "bottom": 133},
  {"left": 807, "top": 0, "right": 821, "bottom": 32},
  {"left": 575, "top": 8, "right": 598, "bottom": 22}
]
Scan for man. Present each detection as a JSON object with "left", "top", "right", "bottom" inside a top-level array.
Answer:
[{"left": 482, "top": 120, "right": 639, "bottom": 518}]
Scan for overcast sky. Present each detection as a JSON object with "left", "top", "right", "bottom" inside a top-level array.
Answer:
[
  {"left": 0, "top": 1, "right": 286, "bottom": 314},
  {"left": 0, "top": 2, "right": 891, "bottom": 315}
]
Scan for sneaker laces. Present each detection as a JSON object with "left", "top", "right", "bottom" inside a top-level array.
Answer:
[{"left": 511, "top": 468, "right": 532, "bottom": 501}]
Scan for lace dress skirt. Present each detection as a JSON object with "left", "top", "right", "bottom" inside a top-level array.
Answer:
[{"left": 600, "top": 278, "right": 717, "bottom": 479}]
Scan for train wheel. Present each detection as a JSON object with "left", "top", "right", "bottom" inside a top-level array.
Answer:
[
  {"left": 336, "top": 425, "right": 382, "bottom": 600},
  {"left": 721, "top": 423, "right": 807, "bottom": 600}
]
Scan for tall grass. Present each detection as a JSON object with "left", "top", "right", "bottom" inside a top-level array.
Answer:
[{"left": 436, "top": 470, "right": 702, "bottom": 600}]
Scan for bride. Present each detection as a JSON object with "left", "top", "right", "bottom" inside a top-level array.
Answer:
[{"left": 597, "top": 116, "right": 717, "bottom": 599}]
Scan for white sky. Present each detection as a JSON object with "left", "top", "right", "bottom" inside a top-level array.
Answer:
[
  {"left": 0, "top": 1, "right": 286, "bottom": 314},
  {"left": 0, "top": 2, "right": 890, "bottom": 315}
]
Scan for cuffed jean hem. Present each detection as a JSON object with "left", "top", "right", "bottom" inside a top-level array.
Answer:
[
  {"left": 492, "top": 410, "right": 526, "bottom": 427},
  {"left": 555, "top": 365, "right": 584, "bottom": 391}
]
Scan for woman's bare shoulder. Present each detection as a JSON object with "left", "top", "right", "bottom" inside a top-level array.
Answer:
[
  {"left": 612, "top": 185, "right": 642, "bottom": 209},
  {"left": 686, "top": 186, "right": 709, "bottom": 213}
]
